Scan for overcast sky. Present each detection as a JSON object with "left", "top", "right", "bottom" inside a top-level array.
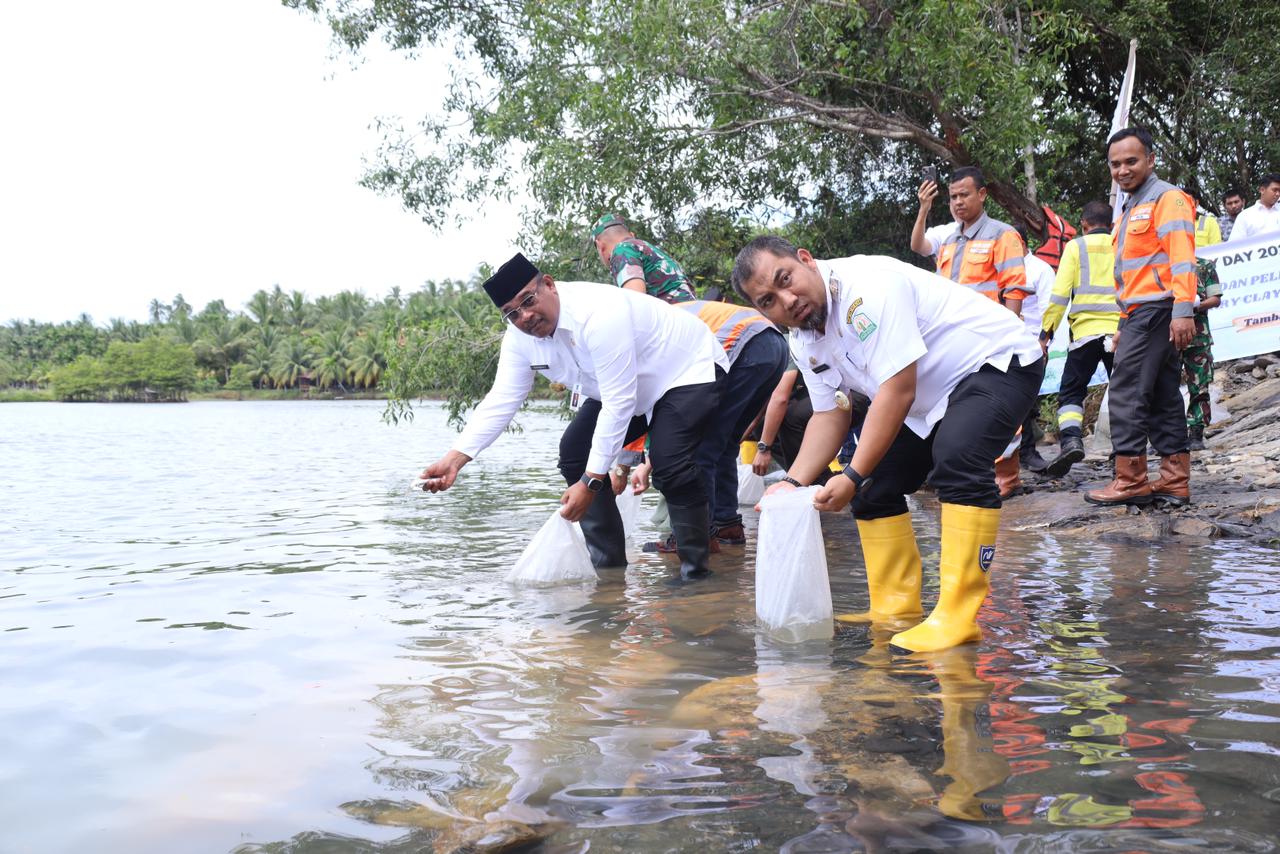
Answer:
[{"left": 0, "top": 0, "right": 527, "bottom": 325}]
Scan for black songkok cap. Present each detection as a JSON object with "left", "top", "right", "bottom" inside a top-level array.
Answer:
[{"left": 483, "top": 253, "right": 540, "bottom": 307}]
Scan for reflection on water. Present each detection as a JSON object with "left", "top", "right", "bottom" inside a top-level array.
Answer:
[{"left": 1, "top": 402, "right": 1278, "bottom": 853}]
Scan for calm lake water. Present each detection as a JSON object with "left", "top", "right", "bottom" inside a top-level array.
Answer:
[{"left": 2, "top": 401, "right": 1278, "bottom": 853}]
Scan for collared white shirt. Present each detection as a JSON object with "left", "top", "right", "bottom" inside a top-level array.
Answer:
[
  {"left": 454, "top": 280, "right": 728, "bottom": 474},
  {"left": 1228, "top": 201, "right": 1280, "bottom": 243},
  {"left": 791, "top": 256, "right": 1042, "bottom": 439},
  {"left": 1021, "top": 252, "right": 1056, "bottom": 335}
]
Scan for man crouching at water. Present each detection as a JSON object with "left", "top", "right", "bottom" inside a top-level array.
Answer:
[
  {"left": 420, "top": 253, "right": 729, "bottom": 581},
  {"left": 732, "top": 237, "right": 1044, "bottom": 652}
]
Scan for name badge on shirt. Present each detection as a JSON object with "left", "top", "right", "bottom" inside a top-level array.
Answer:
[
  {"left": 811, "top": 363, "right": 831, "bottom": 374},
  {"left": 530, "top": 364, "right": 549, "bottom": 371},
  {"left": 569, "top": 381, "right": 584, "bottom": 412}
]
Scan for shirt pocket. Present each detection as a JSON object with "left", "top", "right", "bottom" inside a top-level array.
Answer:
[{"left": 1127, "top": 219, "right": 1152, "bottom": 235}]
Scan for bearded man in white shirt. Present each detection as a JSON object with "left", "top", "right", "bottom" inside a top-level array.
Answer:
[
  {"left": 732, "top": 236, "right": 1044, "bottom": 653},
  {"left": 420, "top": 253, "right": 728, "bottom": 581}
]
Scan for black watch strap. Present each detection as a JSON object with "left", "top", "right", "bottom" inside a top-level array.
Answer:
[
  {"left": 842, "top": 465, "right": 872, "bottom": 492},
  {"left": 580, "top": 474, "right": 606, "bottom": 493}
]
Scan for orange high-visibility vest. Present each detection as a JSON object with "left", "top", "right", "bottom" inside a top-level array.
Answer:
[
  {"left": 677, "top": 300, "right": 773, "bottom": 364},
  {"left": 1112, "top": 176, "right": 1198, "bottom": 319},
  {"left": 936, "top": 213, "right": 1029, "bottom": 303}
]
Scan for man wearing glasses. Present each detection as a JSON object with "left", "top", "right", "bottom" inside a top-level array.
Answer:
[{"left": 419, "top": 253, "right": 728, "bottom": 581}]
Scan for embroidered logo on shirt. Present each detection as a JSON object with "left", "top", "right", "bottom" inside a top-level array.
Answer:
[
  {"left": 844, "top": 297, "right": 863, "bottom": 326},
  {"left": 978, "top": 545, "right": 996, "bottom": 572},
  {"left": 967, "top": 240, "right": 994, "bottom": 256},
  {"left": 850, "top": 313, "right": 877, "bottom": 341},
  {"left": 1130, "top": 208, "right": 1153, "bottom": 222}
]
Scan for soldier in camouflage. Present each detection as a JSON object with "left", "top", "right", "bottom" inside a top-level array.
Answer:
[
  {"left": 1183, "top": 258, "right": 1221, "bottom": 450},
  {"left": 591, "top": 214, "right": 697, "bottom": 304}
]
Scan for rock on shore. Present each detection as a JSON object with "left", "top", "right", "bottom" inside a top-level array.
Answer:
[{"left": 1012, "top": 358, "right": 1280, "bottom": 544}]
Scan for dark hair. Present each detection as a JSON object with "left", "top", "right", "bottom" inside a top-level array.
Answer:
[
  {"left": 1013, "top": 222, "right": 1029, "bottom": 244},
  {"left": 1223, "top": 188, "right": 1245, "bottom": 201},
  {"left": 1107, "top": 126, "right": 1155, "bottom": 154},
  {"left": 1259, "top": 173, "right": 1280, "bottom": 188},
  {"left": 1082, "top": 201, "right": 1114, "bottom": 229},
  {"left": 731, "top": 235, "right": 799, "bottom": 301},
  {"left": 950, "top": 166, "right": 986, "bottom": 189}
]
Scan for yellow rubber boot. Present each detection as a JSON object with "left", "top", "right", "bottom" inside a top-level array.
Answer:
[
  {"left": 836, "top": 513, "right": 923, "bottom": 625},
  {"left": 930, "top": 647, "right": 1009, "bottom": 821},
  {"left": 740, "top": 440, "right": 757, "bottom": 465},
  {"left": 890, "top": 503, "right": 999, "bottom": 653}
]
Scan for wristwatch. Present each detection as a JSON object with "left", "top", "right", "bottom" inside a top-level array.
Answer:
[
  {"left": 842, "top": 465, "right": 873, "bottom": 493},
  {"left": 580, "top": 474, "right": 607, "bottom": 493},
  {"left": 756, "top": 441, "right": 770, "bottom": 452}
]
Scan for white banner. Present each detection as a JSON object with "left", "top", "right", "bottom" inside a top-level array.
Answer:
[{"left": 1198, "top": 231, "right": 1280, "bottom": 362}]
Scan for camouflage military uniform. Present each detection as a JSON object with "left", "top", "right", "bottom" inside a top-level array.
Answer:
[
  {"left": 1183, "top": 258, "right": 1220, "bottom": 430},
  {"left": 609, "top": 237, "right": 697, "bottom": 304}
]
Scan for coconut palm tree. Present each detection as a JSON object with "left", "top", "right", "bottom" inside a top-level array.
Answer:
[
  {"left": 313, "top": 328, "right": 351, "bottom": 391},
  {"left": 193, "top": 320, "right": 249, "bottom": 384},
  {"left": 246, "top": 290, "right": 276, "bottom": 329},
  {"left": 243, "top": 343, "right": 274, "bottom": 389},
  {"left": 270, "top": 337, "right": 313, "bottom": 389},
  {"left": 284, "top": 290, "right": 312, "bottom": 335},
  {"left": 349, "top": 333, "right": 387, "bottom": 388}
]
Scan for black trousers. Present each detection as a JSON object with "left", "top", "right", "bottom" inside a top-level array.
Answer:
[
  {"left": 558, "top": 377, "right": 722, "bottom": 506},
  {"left": 1109, "top": 303, "right": 1187, "bottom": 456},
  {"left": 1056, "top": 336, "right": 1114, "bottom": 438},
  {"left": 850, "top": 357, "right": 1045, "bottom": 521}
]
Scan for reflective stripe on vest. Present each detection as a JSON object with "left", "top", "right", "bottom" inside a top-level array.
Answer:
[
  {"left": 678, "top": 300, "right": 771, "bottom": 365},
  {"left": 1066, "top": 235, "right": 1121, "bottom": 316}
]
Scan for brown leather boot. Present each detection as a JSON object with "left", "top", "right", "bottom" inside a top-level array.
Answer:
[
  {"left": 995, "top": 455, "right": 1025, "bottom": 500},
  {"left": 1085, "top": 455, "right": 1153, "bottom": 506},
  {"left": 1150, "top": 452, "right": 1191, "bottom": 506}
]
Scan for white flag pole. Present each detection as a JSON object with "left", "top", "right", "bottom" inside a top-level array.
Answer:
[{"left": 1109, "top": 39, "right": 1139, "bottom": 219}]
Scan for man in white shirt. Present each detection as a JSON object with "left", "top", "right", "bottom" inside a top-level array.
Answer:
[
  {"left": 1012, "top": 224, "right": 1058, "bottom": 475},
  {"left": 1228, "top": 174, "right": 1280, "bottom": 243},
  {"left": 420, "top": 253, "right": 729, "bottom": 581},
  {"left": 731, "top": 236, "right": 1044, "bottom": 653}
]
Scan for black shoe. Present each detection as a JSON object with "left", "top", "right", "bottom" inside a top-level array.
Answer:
[
  {"left": 1044, "top": 434, "right": 1085, "bottom": 477},
  {"left": 1021, "top": 446, "right": 1051, "bottom": 473},
  {"left": 666, "top": 501, "right": 714, "bottom": 580},
  {"left": 1187, "top": 426, "right": 1206, "bottom": 451}
]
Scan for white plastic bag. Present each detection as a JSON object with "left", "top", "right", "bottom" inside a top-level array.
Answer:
[
  {"left": 754, "top": 487, "right": 833, "bottom": 635},
  {"left": 506, "top": 510, "right": 597, "bottom": 588},
  {"left": 738, "top": 463, "right": 765, "bottom": 506},
  {"left": 616, "top": 487, "right": 641, "bottom": 541}
]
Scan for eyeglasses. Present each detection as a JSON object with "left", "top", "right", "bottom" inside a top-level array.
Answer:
[{"left": 502, "top": 280, "right": 543, "bottom": 325}]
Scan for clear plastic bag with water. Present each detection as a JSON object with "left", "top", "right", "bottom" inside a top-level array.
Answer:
[
  {"left": 616, "top": 487, "right": 641, "bottom": 542},
  {"left": 754, "top": 487, "right": 832, "bottom": 636},
  {"left": 738, "top": 463, "right": 765, "bottom": 506},
  {"left": 506, "top": 510, "right": 597, "bottom": 588}
]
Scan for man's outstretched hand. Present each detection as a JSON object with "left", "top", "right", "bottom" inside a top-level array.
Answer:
[{"left": 419, "top": 450, "right": 470, "bottom": 493}]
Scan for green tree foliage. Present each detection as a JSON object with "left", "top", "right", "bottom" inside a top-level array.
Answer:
[
  {"left": 289, "top": 0, "right": 1279, "bottom": 237},
  {"left": 48, "top": 339, "right": 195, "bottom": 402}
]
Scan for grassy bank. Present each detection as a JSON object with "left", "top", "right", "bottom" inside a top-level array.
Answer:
[
  {"left": 189, "top": 389, "right": 389, "bottom": 401},
  {"left": 0, "top": 388, "right": 55, "bottom": 402}
]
